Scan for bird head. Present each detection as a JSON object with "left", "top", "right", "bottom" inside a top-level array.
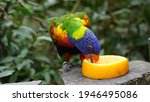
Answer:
[
  {"left": 83, "top": 45, "right": 100, "bottom": 63},
  {"left": 81, "top": 31, "right": 100, "bottom": 63},
  {"left": 69, "top": 28, "right": 100, "bottom": 63}
]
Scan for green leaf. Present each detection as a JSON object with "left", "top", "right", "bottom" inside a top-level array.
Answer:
[
  {"left": 47, "top": 17, "right": 56, "bottom": 22},
  {"left": 37, "top": 35, "right": 52, "bottom": 42},
  {"left": 112, "top": 9, "right": 132, "bottom": 16},
  {"left": 3, "top": 21, "right": 13, "bottom": 27},
  {"left": 44, "top": 72, "right": 51, "bottom": 82},
  {"left": 16, "top": 59, "right": 33, "bottom": 70},
  {"left": 27, "top": 1, "right": 39, "bottom": 6},
  {"left": 35, "top": 56, "right": 50, "bottom": 64},
  {"left": 17, "top": 49, "right": 28, "bottom": 59},
  {"left": 16, "top": 1, "right": 33, "bottom": 15},
  {"left": 50, "top": 70, "right": 62, "bottom": 84},
  {"left": 99, "top": 1, "right": 108, "bottom": 15},
  {"left": 20, "top": 26, "right": 36, "bottom": 34},
  {"left": 0, "top": 66, "right": 9, "bottom": 71},
  {"left": 135, "top": 37, "right": 148, "bottom": 46},
  {"left": 143, "top": 5, "right": 150, "bottom": 25},
  {"left": 9, "top": 71, "right": 19, "bottom": 82},
  {"left": 100, "top": 49, "right": 105, "bottom": 55},
  {"left": 11, "top": 42, "right": 19, "bottom": 51},
  {"left": 130, "top": 0, "right": 143, "bottom": 6},
  {"left": 0, "top": 56, "right": 14, "bottom": 64},
  {"left": 13, "top": 26, "right": 35, "bottom": 40},
  {"left": 92, "top": 12, "right": 110, "bottom": 21},
  {"left": 0, "top": 70, "right": 15, "bottom": 78},
  {"left": 29, "top": 68, "right": 35, "bottom": 76},
  {"left": 23, "top": 3, "right": 33, "bottom": 13}
]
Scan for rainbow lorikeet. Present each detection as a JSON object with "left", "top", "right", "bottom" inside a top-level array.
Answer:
[{"left": 49, "top": 12, "right": 100, "bottom": 72}]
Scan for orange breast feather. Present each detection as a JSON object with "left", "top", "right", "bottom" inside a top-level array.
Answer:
[{"left": 50, "top": 23, "right": 74, "bottom": 47}]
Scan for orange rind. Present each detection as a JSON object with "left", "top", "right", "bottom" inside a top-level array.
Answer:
[{"left": 82, "top": 55, "right": 129, "bottom": 79}]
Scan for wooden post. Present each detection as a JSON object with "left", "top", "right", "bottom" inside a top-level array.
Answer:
[{"left": 61, "top": 61, "right": 150, "bottom": 85}]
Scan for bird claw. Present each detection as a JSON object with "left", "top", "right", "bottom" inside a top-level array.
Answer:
[{"left": 60, "top": 62, "right": 72, "bottom": 73}]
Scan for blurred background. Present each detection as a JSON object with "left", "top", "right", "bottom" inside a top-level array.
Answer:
[{"left": 0, "top": 0, "right": 150, "bottom": 84}]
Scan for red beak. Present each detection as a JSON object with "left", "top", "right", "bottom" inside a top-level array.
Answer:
[{"left": 83, "top": 54, "right": 99, "bottom": 63}]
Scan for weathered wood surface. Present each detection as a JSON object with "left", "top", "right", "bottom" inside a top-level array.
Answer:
[
  {"left": 61, "top": 60, "right": 150, "bottom": 85},
  {"left": 4, "top": 80, "right": 42, "bottom": 85}
]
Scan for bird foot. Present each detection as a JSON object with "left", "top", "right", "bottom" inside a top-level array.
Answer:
[{"left": 60, "top": 62, "right": 72, "bottom": 73}]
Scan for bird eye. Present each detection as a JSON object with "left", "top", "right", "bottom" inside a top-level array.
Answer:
[{"left": 87, "top": 45, "right": 93, "bottom": 51}]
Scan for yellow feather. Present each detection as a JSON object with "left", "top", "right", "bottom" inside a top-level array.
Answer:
[
  {"left": 72, "top": 26, "right": 87, "bottom": 40},
  {"left": 54, "top": 24, "right": 67, "bottom": 37},
  {"left": 74, "top": 18, "right": 87, "bottom": 26}
]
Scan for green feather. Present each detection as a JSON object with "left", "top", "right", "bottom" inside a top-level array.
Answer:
[
  {"left": 50, "top": 12, "right": 90, "bottom": 39},
  {"left": 62, "top": 18, "right": 83, "bottom": 36}
]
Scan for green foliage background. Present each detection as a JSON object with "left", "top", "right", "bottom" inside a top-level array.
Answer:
[{"left": 0, "top": 0, "right": 150, "bottom": 84}]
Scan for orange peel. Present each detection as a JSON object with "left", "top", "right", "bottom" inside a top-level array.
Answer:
[{"left": 82, "top": 55, "right": 129, "bottom": 79}]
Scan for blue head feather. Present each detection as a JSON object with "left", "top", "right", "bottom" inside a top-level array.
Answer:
[{"left": 68, "top": 29, "right": 100, "bottom": 54}]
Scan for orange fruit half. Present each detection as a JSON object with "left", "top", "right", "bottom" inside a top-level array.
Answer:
[{"left": 82, "top": 55, "right": 129, "bottom": 79}]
